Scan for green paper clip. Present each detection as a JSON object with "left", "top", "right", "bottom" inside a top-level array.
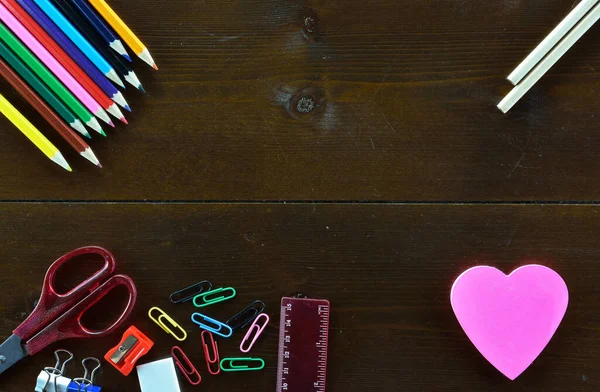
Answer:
[
  {"left": 220, "top": 358, "right": 265, "bottom": 372},
  {"left": 193, "top": 287, "right": 236, "bottom": 308}
]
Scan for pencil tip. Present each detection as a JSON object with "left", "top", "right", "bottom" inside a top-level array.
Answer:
[
  {"left": 120, "top": 117, "right": 128, "bottom": 124},
  {"left": 88, "top": 118, "right": 104, "bottom": 135},
  {"left": 113, "top": 92, "right": 129, "bottom": 109},
  {"left": 124, "top": 105, "right": 131, "bottom": 112},
  {"left": 139, "top": 48, "right": 157, "bottom": 69},
  {"left": 97, "top": 163, "right": 103, "bottom": 168},
  {"left": 108, "top": 120, "right": 115, "bottom": 127},
  {"left": 101, "top": 129, "right": 107, "bottom": 137},
  {"left": 124, "top": 54, "right": 132, "bottom": 62},
  {"left": 53, "top": 153, "right": 72, "bottom": 172},
  {"left": 81, "top": 148, "right": 101, "bottom": 167},
  {"left": 153, "top": 63, "right": 158, "bottom": 70}
]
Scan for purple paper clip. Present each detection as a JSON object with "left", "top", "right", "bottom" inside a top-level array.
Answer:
[{"left": 240, "top": 313, "right": 269, "bottom": 353}]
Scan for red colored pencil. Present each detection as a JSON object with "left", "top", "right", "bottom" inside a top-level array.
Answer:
[
  {"left": 0, "top": 57, "right": 101, "bottom": 167},
  {"left": 0, "top": 0, "right": 127, "bottom": 124}
]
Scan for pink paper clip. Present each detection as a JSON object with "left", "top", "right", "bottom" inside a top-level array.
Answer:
[
  {"left": 240, "top": 313, "right": 270, "bottom": 353},
  {"left": 171, "top": 346, "right": 201, "bottom": 385},
  {"left": 201, "top": 330, "right": 220, "bottom": 375}
]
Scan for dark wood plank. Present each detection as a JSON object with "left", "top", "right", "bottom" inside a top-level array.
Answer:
[
  {"left": 2, "top": 1, "right": 600, "bottom": 200},
  {"left": 0, "top": 203, "right": 599, "bottom": 391}
]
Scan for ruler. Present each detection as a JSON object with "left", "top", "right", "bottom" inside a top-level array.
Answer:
[{"left": 276, "top": 297, "right": 330, "bottom": 392}]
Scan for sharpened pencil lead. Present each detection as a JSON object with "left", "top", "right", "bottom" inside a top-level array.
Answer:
[
  {"left": 112, "top": 91, "right": 129, "bottom": 109},
  {"left": 87, "top": 117, "right": 104, "bottom": 135},
  {"left": 107, "top": 69, "right": 125, "bottom": 87},
  {"left": 52, "top": 152, "right": 72, "bottom": 172},
  {"left": 95, "top": 108, "right": 112, "bottom": 125},
  {"left": 71, "top": 120, "right": 90, "bottom": 138},
  {"left": 80, "top": 147, "right": 101, "bottom": 167},
  {"left": 106, "top": 103, "right": 124, "bottom": 120}
]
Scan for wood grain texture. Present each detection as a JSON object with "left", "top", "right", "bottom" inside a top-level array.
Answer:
[
  {"left": 0, "top": 203, "right": 599, "bottom": 391},
  {"left": 2, "top": 0, "right": 600, "bottom": 200}
]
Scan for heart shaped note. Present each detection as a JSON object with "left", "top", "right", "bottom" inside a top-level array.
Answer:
[{"left": 451, "top": 265, "right": 568, "bottom": 380}]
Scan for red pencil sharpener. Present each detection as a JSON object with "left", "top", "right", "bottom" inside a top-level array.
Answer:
[{"left": 104, "top": 325, "right": 154, "bottom": 376}]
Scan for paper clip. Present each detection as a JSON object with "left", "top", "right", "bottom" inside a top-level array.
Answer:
[
  {"left": 169, "top": 280, "right": 212, "bottom": 304},
  {"left": 148, "top": 307, "right": 188, "bottom": 341},
  {"left": 226, "top": 300, "right": 265, "bottom": 330},
  {"left": 220, "top": 358, "right": 265, "bottom": 372},
  {"left": 240, "top": 313, "right": 269, "bottom": 353},
  {"left": 171, "top": 346, "right": 201, "bottom": 385},
  {"left": 191, "top": 312, "right": 233, "bottom": 338},
  {"left": 201, "top": 331, "right": 220, "bottom": 375},
  {"left": 67, "top": 357, "right": 102, "bottom": 392},
  {"left": 193, "top": 287, "right": 236, "bottom": 308}
]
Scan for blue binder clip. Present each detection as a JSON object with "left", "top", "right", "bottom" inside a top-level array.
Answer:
[
  {"left": 67, "top": 358, "right": 102, "bottom": 392},
  {"left": 191, "top": 312, "right": 233, "bottom": 338}
]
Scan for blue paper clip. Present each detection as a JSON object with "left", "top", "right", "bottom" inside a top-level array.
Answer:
[{"left": 191, "top": 313, "right": 233, "bottom": 338}]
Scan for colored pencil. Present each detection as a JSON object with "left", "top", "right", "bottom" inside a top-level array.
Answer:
[
  {"left": 1, "top": 0, "right": 127, "bottom": 122},
  {"left": 0, "top": 58, "right": 101, "bottom": 166},
  {"left": 87, "top": 0, "right": 157, "bottom": 69},
  {"left": 0, "top": 2, "right": 116, "bottom": 126},
  {"left": 31, "top": 0, "right": 123, "bottom": 86},
  {"left": 16, "top": 0, "right": 128, "bottom": 108},
  {"left": 0, "top": 93, "right": 71, "bottom": 171},
  {"left": 70, "top": 0, "right": 130, "bottom": 61},
  {"left": 0, "top": 39, "right": 89, "bottom": 138},
  {"left": 508, "top": 0, "right": 600, "bottom": 85},
  {"left": 499, "top": 3, "right": 600, "bottom": 113},
  {"left": 0, "top": 21, "right": 105, "bottom": 135},
  {"left": 52, "top": 0, "right": 143, "bottom": 91}
]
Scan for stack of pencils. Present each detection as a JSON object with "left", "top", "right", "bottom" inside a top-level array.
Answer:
[{"left": 0, "top": 0, "right": 156, "bottom": 171}]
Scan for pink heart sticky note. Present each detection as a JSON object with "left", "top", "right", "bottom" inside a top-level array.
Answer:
[{"left": 450, "top": 265, "right": 568, "bottom": 380}]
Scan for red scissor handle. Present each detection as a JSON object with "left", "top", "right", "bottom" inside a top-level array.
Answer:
[
  {"left": 26, "top": 274, "right": 137, "bottom": 356},
  {"left": 14, "top": 246, "right": 116, "bottom": 341}
]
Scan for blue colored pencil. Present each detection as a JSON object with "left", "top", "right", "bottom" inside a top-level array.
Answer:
[
  {"left": 31, "top": 0, "right": 123, "bottom": 86},
  {"left": 69, "top": 0, "right": 130, "bottom": 61},
  {"left": 16, "top": 0, "right": 129, "bottom": 109},
  {"left": 52, "top": 0, "right": 143, "bottom": 91}
]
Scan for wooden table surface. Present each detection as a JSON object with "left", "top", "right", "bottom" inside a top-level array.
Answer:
[{"left": 1, "top": 0, "right": 600, "bottom": 391}]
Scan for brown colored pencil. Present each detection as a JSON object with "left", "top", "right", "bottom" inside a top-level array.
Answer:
[{"left": 0, "top": 57, "right": 101, "bottom": 167}]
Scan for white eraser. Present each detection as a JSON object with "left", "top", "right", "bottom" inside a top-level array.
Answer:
[{"left": 137, "top": 358, "right": 181, "bottom": 392}]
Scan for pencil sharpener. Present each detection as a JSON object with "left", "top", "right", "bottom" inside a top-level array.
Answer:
[{"left": 104, "top": 325, "right": 154, "bottom": 376}]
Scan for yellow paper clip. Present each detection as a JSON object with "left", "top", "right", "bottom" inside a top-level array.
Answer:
[{"left": 148, "top": 307, "right": 187, "bottom": 341}]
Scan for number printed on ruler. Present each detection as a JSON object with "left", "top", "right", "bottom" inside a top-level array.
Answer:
[{"left": 276, "top": 297, "right": 330, "bottom": 392}]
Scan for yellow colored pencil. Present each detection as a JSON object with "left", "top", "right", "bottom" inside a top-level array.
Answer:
[
  {"left": 87, "top": 0, "right": 157, "bottom": 69},
  {"left": 0, "top": 93, "right": 71, "bottom": 171}
]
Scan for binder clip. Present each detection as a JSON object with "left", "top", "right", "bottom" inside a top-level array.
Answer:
[
  {"left": 35, "top": 349, "right": 73, "bottom": 392},
  {"left": 67, "top": 357, "right": 102, "bottom": 392},
  {"left": 104, "top": 325, "right": 154, "bottom": 376}
]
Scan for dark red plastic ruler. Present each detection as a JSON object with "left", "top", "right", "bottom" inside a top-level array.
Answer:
[{"left": 276, "top": 297, "right": 330, "bottom": 392}]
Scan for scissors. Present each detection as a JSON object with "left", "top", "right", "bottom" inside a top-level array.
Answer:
[{"left": 0, "top": 246, "right": 137, "bottom": 375}]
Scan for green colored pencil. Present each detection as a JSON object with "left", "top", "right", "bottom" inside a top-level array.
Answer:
[
  {"left": 0, "top": 40, "right": 89, "bottom": 138},
  {"left": 0, "top": 21, "right": 104, "bottom": 135}
]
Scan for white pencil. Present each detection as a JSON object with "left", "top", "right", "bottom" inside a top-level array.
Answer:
[
  {"left": 508, "top": 0, "right": 599, "bottom": 85},
  {"left": 498, "top": 2, "right": 600, "bottom": 113}
]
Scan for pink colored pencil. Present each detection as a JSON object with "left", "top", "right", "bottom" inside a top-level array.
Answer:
[{"left": 0, "top": 2, "right": 113, "bottom": 126}]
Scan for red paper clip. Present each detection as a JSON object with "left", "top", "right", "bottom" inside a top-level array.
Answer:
[
  {"left": 171, "top": 346, "right": 201, "bottom": 385},
  {"left": 201, "top": 330, "right": 220, "bottom": 375},
  {"left": 240, "top": 313, "right": 270, "bottom": 353}
]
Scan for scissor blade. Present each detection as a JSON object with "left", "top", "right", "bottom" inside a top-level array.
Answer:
[{"left": 0, "top": 334, "right": 28, "bottom": 375}]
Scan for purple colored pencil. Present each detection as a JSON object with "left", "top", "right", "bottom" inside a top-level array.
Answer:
[{"left": 15, "top": 0, "right": 129, "bottom": 110}]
